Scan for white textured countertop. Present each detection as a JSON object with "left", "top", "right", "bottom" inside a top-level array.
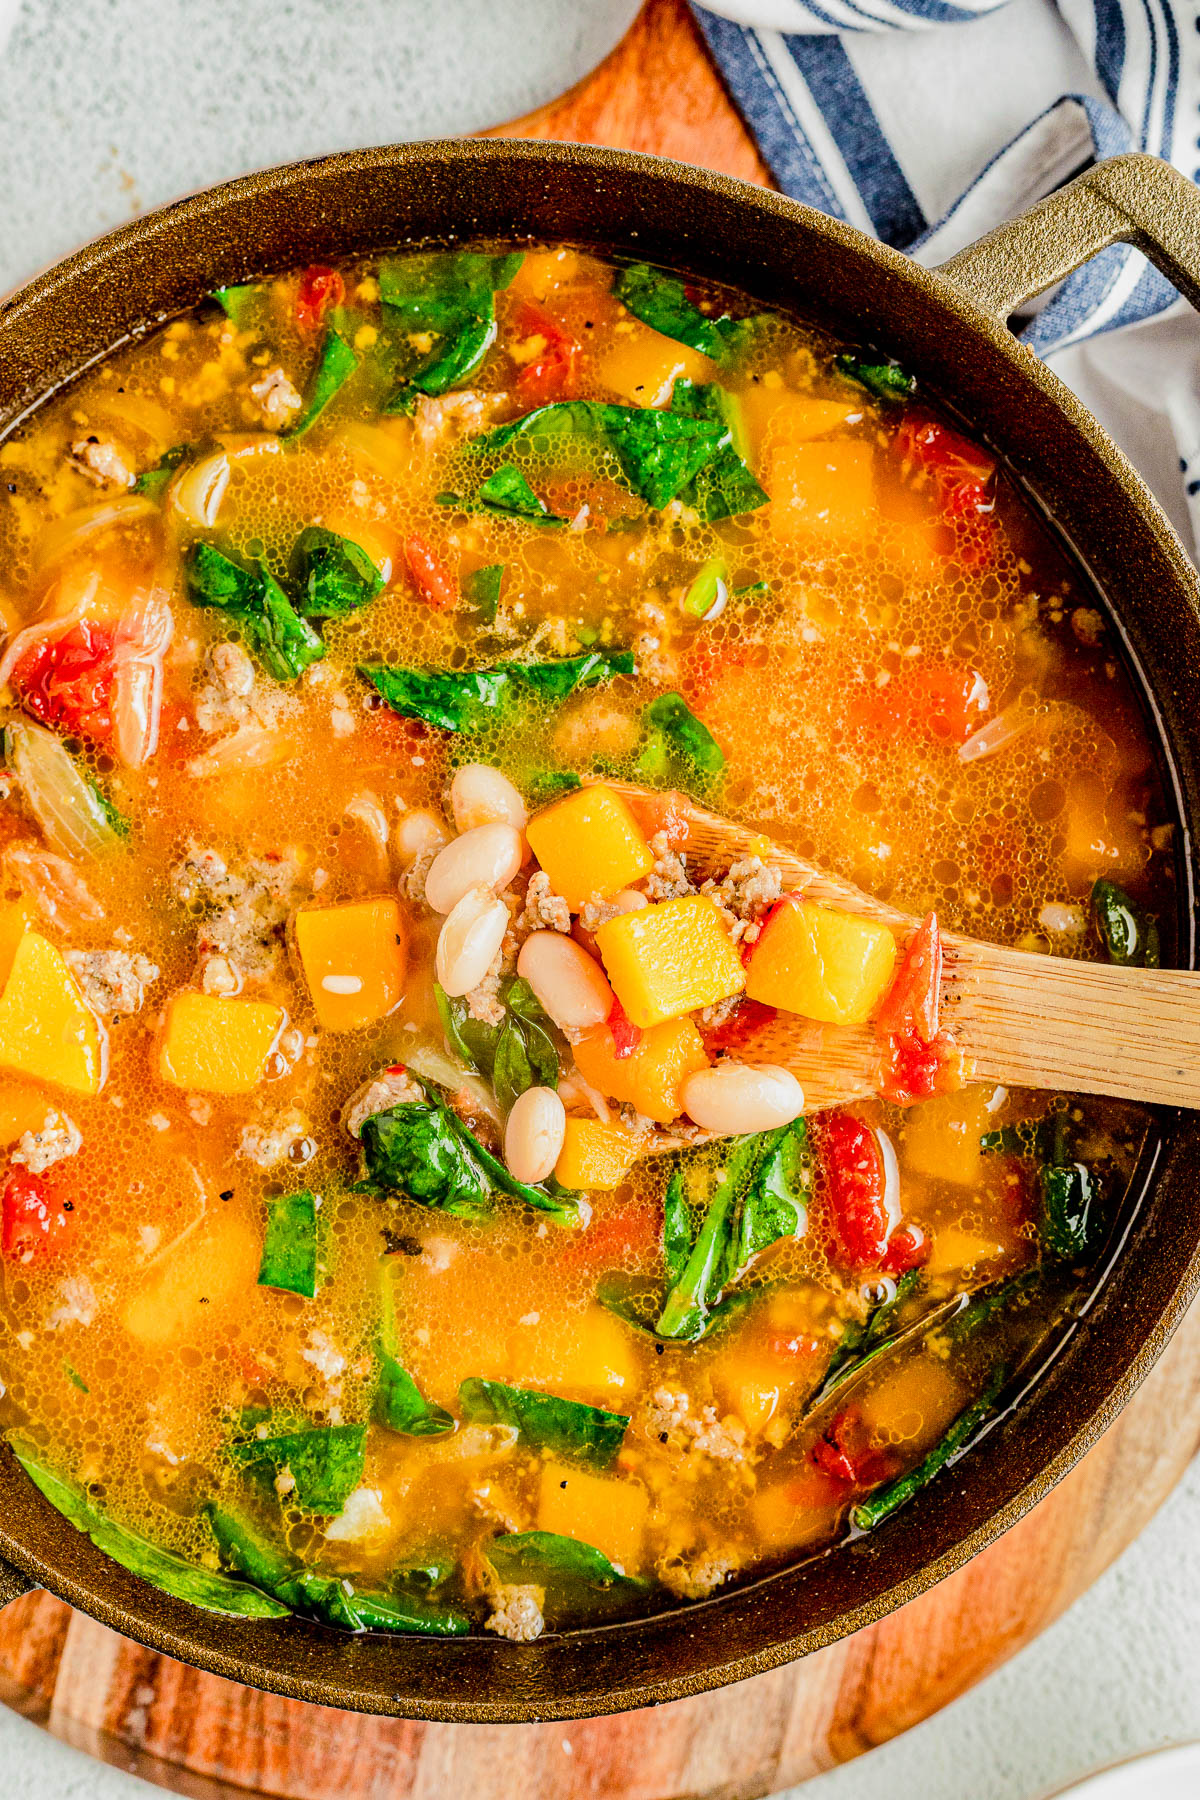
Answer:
[{"left": 1, "top": 4, "right": 1197, "bottom": 1797}]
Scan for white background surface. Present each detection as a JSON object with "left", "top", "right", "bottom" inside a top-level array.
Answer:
[{"left": 1, "top": 3, "right": 1198, "bottom": 1797}]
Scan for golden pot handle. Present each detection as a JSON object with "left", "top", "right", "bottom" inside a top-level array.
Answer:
[{"left": 934, "top": 152, "right": 1200, "bottom": 324}]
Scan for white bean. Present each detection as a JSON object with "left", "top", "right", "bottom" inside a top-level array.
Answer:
[
  {"left": 435, "top": 886, "right": 510, "bottom": 997},
  {"left": 395, "top": 808, "right": 447, "bottom": 865},
  {"left": 516, "top": 931, "right": 614, "bottom": 1033},
  {"left": 504, "top": 1086, "right": 566, "bottom": 1185},
  {"left": 612, "top": 888, "right": 649, "bottom": 914},
  {"left": 680, "top": 1063, "right": 805, "bottom": 1135},
  {"left": 424, "top": 822, "right": 523, "bottom": 915},
  {"left": 451, "top": 763, "right": 528, "bottom": 833}
]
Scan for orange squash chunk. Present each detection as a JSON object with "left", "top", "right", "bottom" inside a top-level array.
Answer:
[
  {"left": 600, "top": 324, "right": 716, "bottom": 408},
  {"left": 745, "top": 897, "right": 896, "bottom": 1025},
  {"left": 573, "top": 1015, "right": 709, "bottom": 1124},
  {"left": 595, "top": 894, "right": 744, "bottom": 1029},
  {"left": 769, "top": 440, "right": 875, "bottom": 539},
  {"left": 538, "top": 1461, "right": 649, "bottom": 1571},
  {"left": 0, "top": 1081, "right": 56, "bottom": 1147},
  {"left": 527, "top": 784, "right": 653, "bottom": 911},
  {"left": 295, "top": 897, "right": 407, "bottom": 1031},
  {"left": 159, "top": 992, "right": 284, "bottom": 1094},
  {"left": 554, "top": 1118, "right": 640, "bottom": 1191},
  {"left": 0, "top": 931, "right": 106, "bottom": 1095}
]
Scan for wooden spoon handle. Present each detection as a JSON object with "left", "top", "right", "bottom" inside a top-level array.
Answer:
[{"left": 948, "top": 942, "right": 1200, "bottom": 1108}]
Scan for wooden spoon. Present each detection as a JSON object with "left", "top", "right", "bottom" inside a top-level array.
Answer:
[{"left": 607, "top": 781, "right": 1200, "bottom": 1117}]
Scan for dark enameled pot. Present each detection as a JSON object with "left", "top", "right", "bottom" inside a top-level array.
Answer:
[{"left": 1, "top": 141, "right": 1199, "bottom": 1723}]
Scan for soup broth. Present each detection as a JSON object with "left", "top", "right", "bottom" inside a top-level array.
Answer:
[{"left": 0, "top": 244, "right": 1174, "bottom": 1639}]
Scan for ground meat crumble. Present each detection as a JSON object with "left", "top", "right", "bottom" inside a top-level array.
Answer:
[
  {"left": 643, "top": 831, "right": 694, "bottom": 902},
  {"left": 342, "top": 1067, "right": 424, "bottom": 1138},
  {"left": 170, "top": 842, "right": 303, "bottom": 982},
  {"left": 484, "top": 1581, "right": 545, "bottom": 1643},
  {"left": 239, "top": 1106, "right": 314, "bottom": 1169},
  {"left": 700, "top": 855, "right": 783, "bottom": 947},
  {"left": 65, "top": 949, "right": 159, "bottom": 1017},
  {"left": 68, "top": 436, "right": 133, "bottom": 490},
  {"left": 639, "top": 1383, "right": 749, "bottom": 1464},
  {"left": 519, "top": 870, "right": 571, "bottom": 935},
  {"left": 250, "top": 366, "right": 302, "bottom": 431},
  {"left": 11, "top": 1109, "right": 81, "bottom": 1174}
]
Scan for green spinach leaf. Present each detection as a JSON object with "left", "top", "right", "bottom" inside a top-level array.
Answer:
[
  {"left": 478, "top": 401, "right": 727, "bottom": 512},
  {"left": 257, "top": 1189, "right": 322, "bottom": 1299},
  {"left": 459, "top": 1378, "right": 629, "bottom": 1468},
  {"left": 211, "top": 284, "right": 260, "bottom": 327},
  {"left": 465, "top": 562, "right": 505, "bottom": 622},
  {"left": 669, "top": 378, "right": 769, "bottom": 522},
  {"left": 475, "top": 464, "right": 567, "bottom": 525},
  {"left": 375, "top": 1355, "right": 455, "bottom": 1436},
  {"left": 835, "top": 352, "right": 915, "bottom": 403},
  {"left": 11, "top": 1439, "right": 289, "bottom": 1618},
  {"left": 635, "top": 691, "right": 726, "bottom": 785},
  {"left": 436, "top": 976, "right": 559, "bottom": 1113},
  {"left": 227, "top": 1423, "right": 367, "bottom": 1514},
  {"left": 1091, "top": 877, "right": 1159, "bottom": 967},
  {"left": 613, "top": 263, "right": 728, "bottom": 360},
  {"left": 287, "top": 328, "right": 359, "bottom": 438},
  {"left": 378, "top": 250, "right": 524, "bottom": 410},
  {"left": 489, "top": 1529, "right": 642, "bottom": 1588},
  {"left": 185, "top": 543, "right": 325, "bottom": 681},
  {"left": 133, "top": 443, "right": 189, "bottom": 497},
  {"left": 359, "top": 1092, "right": 579, "bottom": 1222},
  {"left": 358, "top": 649, "right": 634, "bottom": 734},
  {"left": 290, "top": 525, "right": 384, "bottom": 618},
  {"left": 662, "top": 1169, "right": 692, "bottom": 1288}
]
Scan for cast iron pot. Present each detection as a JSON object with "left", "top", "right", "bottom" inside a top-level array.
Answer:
[{"left": 0, "top": 140, "right": 1199, "bottom": 1723}]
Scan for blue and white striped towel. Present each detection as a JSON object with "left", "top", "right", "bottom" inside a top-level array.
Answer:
[{"left": 693, "top": 0, "right": 1200, "bottom": 541}]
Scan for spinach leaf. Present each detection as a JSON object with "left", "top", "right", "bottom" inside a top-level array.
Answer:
[
  {"left": 635, "top": 691, "right": 726, "bottom": 786},
  {"left": 526, "top": 768, "right": 581, "bottom": 805},
  {"left": 62, "top": 1360, "right": 89, "bottom": 1392},
  {"left": 133, "top": 442, "right": 189, "bottom": 497},
  {"left": 808, "top": 1268, "right": 925, "bottom": 1406},
  {"left": 290, "top": 525, "right": 384, "bottom": 618},
  {"left": 669, "top": 379, "right": 769, "bottom": 523},
  {"left": 478, "top": 402, "right": 727, "bottom": 512},
  {"left": 227, "top": 1423, "right": 367, "bottom": 1514},
  {"left": 211, "top": 283, "right": 260, "bottom": 326},
  {"left": 662, "top": 1169, "right": 692, "bottom": 1288},
  {"left": 375, "top": 1354, "right": 455, "bottom": 1436},
  {"left": 257, "top": 1189, "right": 322, "bottom": 1299},
  {"left": 489, "top": 1529, "right": 642, "bottom": 1588},
  {"left": 613, "top": 263, "right": 728, "bottom": 361},
  {"left": 86, "top": 779, "right": 131, "bottom": 839},
  {"left": 1090, "top": 878, "right": 1160, "bottom": 968},
  {"left": 11, "top": 1439, "right": 289, "bottom": 1618},
  {"left": 287, "top": 328, "right": 359, "bottom": 438},
  {"left": 436, "top": 976, "right": 559, "bottom": 1112},
  {"left": 465, "top": 562, "right": 505, "bottom": 622},
  {"left": 475, "top": 464, "right": 567, "bottom": 526},
  {"left": 378, "top": 250, "right": 524, "bottom": 411},
  {"left": 657, "top": 1122, "right": 810, "bottom": 1341},
  {"left": 849, "top": 1365, "right": 1006, "bottom": 1531},
  {"left": 459, "top": 1378, "right": 629, "bottom": 1469},
  {"left": 359, "top": 1092, "right": 579, "bottom": 1222},
  {"left": 835, "top": 352, "right": 915, "bottom": 403},
  {"left": 358, "top": 649, "right": 634, "bottom": 734},
  {"left": 208, "top": 1504, "right": 469, "bottom": 1634},
  {"left": 185, "top": 543, "right": 325, "bottom": 682},
  {"left": 1039, "top": 1161, "right": 1103, "bottom": 1262}
]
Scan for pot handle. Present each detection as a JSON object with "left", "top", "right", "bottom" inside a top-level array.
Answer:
[
  {"left": 934, "top": 152, "right": 1200, "bottom": 324},
  {"left": 0, "top": 1553, "right": 35, "bottom": 1607}
]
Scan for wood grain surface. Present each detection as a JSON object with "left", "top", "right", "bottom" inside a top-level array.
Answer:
[{"left": 3, "top": 3, "right": 1198, "bottom": 1796}]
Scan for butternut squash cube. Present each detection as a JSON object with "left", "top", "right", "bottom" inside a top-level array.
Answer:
[
  {"left": 745, "top": 897, "right": 896, "bottom": 1025},
  {"left": 902, "top": 1085, "right": 994, "bottom": 1189},
  {"left": 595, "top": 895, "right": 745, "bottom": 1029},
  {"left": 0, "top": 932, "right": 106, "bottom": 1095},
  {"left": 295, "top": 896, "right": 407, "bottom": 1031},
  {"left": 538, "top": 1461, "right": 649, "bottom": 1572},
  {"left": 925, "top": 1226, "right": 1006, "bottom": 1276},
  {"left": 508, "top": 1303, "right": 639, "bottom": 1402},
  {"left": 741, "top": 390, "right": 859, "bottom": 463},
  {"left": 554, "top": 1118, "right": 640, "bottom": 1191},
  {"left": 122, "top": 1211, "right": 261, "bottom": 1346},
  {"left": 0, "top": 1080, "right": 54, "bottom": 1147},
  {"left": 769, "top": 440, "right": 876, "bottom": 540},
  {"left": 527, "top": 784, "right": 654, "bottom": 911},
  {"left": 159, "top": 992, "right": 284, "bottom": 1094},
  {"left": 0, "top": 901, "right": 32, "bottom": 989},
  {"left": 573, "top": 1015, "right": 709, "bottom": 1124},
  {"left": 600, "top": 323, "right": 716, "bottom": 408}
]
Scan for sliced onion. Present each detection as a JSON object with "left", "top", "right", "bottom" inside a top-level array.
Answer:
[
  {"left": 33, "top": 495, "right": 158, "bottom": 572},
  {"left": 6, "top": 720, "right": 122, "bottom": 859},
  {"left": 111, "top": 588, "right": 173, "bottom": 768},
  {"left": 404, "top": 1039, "right": 503, "bottom": 1127},
  {"left": 2, "top": 842, "right": 104, "bottom": 927},
  {"left": 875, "top": 1126, "right": 902, "bottom": 1240},
  {"left": 0, "top": 575, "right": 99, "bottom": 691},
  {"left": 169, "top": 451, "right": 230, "bottom": 528},
  {"left": 957, "top": 698, "right": 1074, "bottom": 765},
  {"left": 185, "top": 721, "right": 294, "bottom": 780},
  {"left": 215, "top": 432, "right": 285, "bottom": 464}
]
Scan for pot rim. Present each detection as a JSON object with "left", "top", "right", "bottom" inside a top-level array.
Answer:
[{"left": 1, "top": 136, "right": 1198, "bottom": 1722}]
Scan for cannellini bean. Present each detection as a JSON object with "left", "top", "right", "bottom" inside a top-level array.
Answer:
[
  {"left": 451, "top": 763, "right": 528, "bottom": 833},
  {"left": 517, "top": 931, "right": 613, "bottom": 1032},
  {"left": 504, "top": 1086, "right": 566, "bottom": 1185},
  {"left": 436, "top": 886, "right": 510, "bottom": 997},
  {"left": 395, "top": 808, "right": 448, "bottom": 865},
  {"left": 424, "top": 822, "right": 523, "bottom": 915},
  {"left": 612, "top": 888, "right": 649, "bottom": 914},
  {"left": 680, "top": 1063, "right": 805, "bottom": 1135}
]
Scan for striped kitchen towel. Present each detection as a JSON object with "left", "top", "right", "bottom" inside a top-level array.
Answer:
[{"left": 692, "top": 0, "right": 1194, "bottom": 355}]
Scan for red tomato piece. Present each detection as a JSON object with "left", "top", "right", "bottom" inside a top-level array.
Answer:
[
  {"left": 700, "top": 995, "right": 778, "bottom": 1053},
  {"left": 1, "top": 1168, "right": 74, "bottom": 1265},
  {"left": 404, "top": 535, "right": 457, "bottom": 611},
  {"left": 811, "top": 1407, "right": 894, "bottom": 1489},
  {"left": 896, "top": 412, "right": 998, "bottom": 566},
  {"left": 295, "top": 265, "right": 345, "bottom": 332},
  {"left": 513, "top": 299, "right": 580, "bottom": 406},
  {"left": 877, "top": 1029, "right": 957, "bottom": 1105},
  {"left": 767, "top": 1330, "right": 823, "bottom": 1361},
  {"left": 858, "top": 661, "right": 989, "bottom": 748},
  {"left": 626, "top": 788, "right": 691, "bottom": 852},
  {"left": 784, "top": 1464, "right": 853, "bottom": 1511},
  {"left": 607, "top": 996, "right": 643, "bottom": 1061},
  {"left": 878, "top": 913, "right": 943, "bottom": 1045},
  {"left": 559, "top": 1199, "right": 659, "bottom": 1269},
  {"left": 822, "top": 1112, "right": 894, "bottom": 1267},
  {"left": 879, "top": 1222, "right": 929, "bottom": 1277},
  {"left": 12, "top": 620, "right": 116, "bottom": 741}
]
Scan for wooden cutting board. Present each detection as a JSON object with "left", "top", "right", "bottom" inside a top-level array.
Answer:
[{"left": 3, "top": 3, "right": 1199, "bottom": 1794}]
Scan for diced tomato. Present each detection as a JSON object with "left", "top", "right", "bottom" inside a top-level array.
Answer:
[
  {"left": 607, "top": 996, "right": 642, "bottom": 1061},
  {"left": 700, "top": 995, "right": 778, "bottom": 1053},
  {"left": 1, "top": 1168, "right": 74, "bottom": 1265},
  {"left": 811, "top": 1407, "right": 894, "bottom": 1489},
  {"left": 767, "top": 1330, "right": 823, "bottom": 1361},
  {"left": 295, "top": 265, "right": 345, "bottom": 333},
  {"left": 12, "top": 620, "right": 116, "bottom": 741},
  {"left": 879, "top": 1222, "right": 929, "bottom": 1277},
  {"left": 513, "top": 299, "right": 580, "bottom": 406},
  {"left": 877, "top": 1029, "right": 958, "bottom": 1105},
  {"left": 627, "top": 788, "right": 691, "bottom": 852},
  {"left": 878, "top": 913, "right": 943, "bottom": 1045},
  {"left": 559, "top": 1199, "right": 659, "bottom": 1269},
  {"left": 822, "top": 1112, "right": 895, "bottom": 1268},
  {"left": 895, "top": 412, "right": 997, "bottom": 566},
  {"left": 404, "top": 535, "right": 457, "bottom": 611},
  {"left": 856, "top": 661, "right": 989, "bottom": 748},
  {"left": 784, "top": 1464, "right": 853, "bottom": 1511}
]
